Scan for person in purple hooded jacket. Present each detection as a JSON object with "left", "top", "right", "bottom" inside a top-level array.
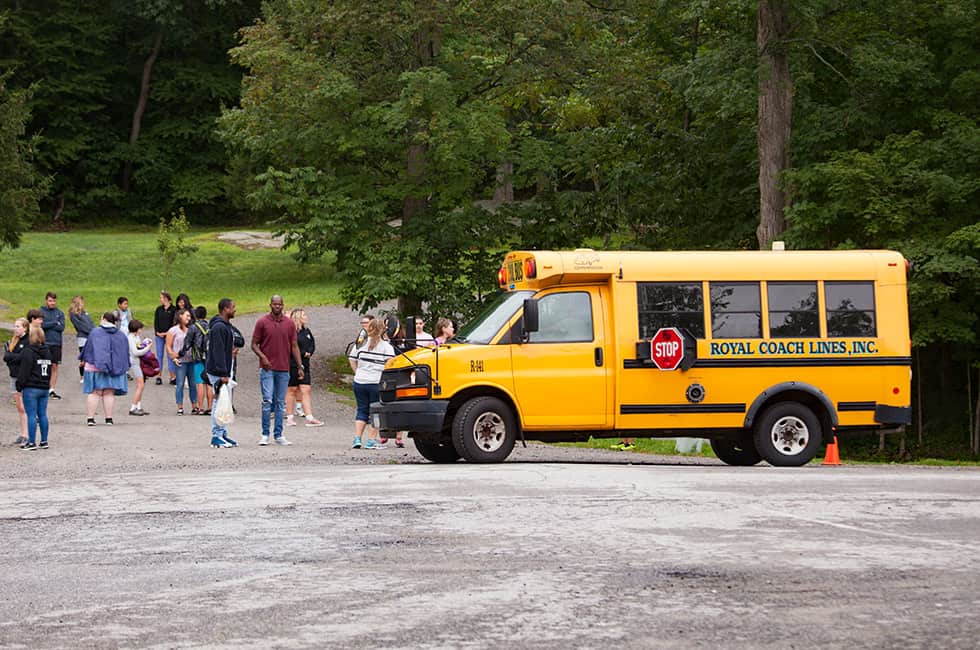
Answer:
[{"left": 80, "top": 312, "right": 130, "bottom": 426}]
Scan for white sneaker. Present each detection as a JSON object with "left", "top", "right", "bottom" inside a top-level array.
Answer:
[
  {"left": 274, "top": 436, "right": 292, "bottom": 446},
  {"left": 285, "top": 415, "right": 297, "bottom": 427},
  {"left": 294, "top": 405, "right": 305, "bottom": 417},
  {"left": 258, "top": 435, "right": 270, "bottom": 446}
]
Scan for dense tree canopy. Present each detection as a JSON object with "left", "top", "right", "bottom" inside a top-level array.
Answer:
[
  {"left": 0, "top": 71, "right": 47, "bottom": 250},
  {"left": 0, "top": 0, "right": 260, "bottom": 225}
]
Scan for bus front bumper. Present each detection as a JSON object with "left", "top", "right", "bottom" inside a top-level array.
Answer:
[{"left": 370, "top": 400, "right": 449, "bottom": 434}]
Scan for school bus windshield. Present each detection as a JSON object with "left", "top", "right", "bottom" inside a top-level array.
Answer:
[{"left": 456, "top": 290, "right": 534, "bottom": 344}]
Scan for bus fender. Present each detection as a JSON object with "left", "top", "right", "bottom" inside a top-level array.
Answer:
[{"left": 743, "top": 382, "right": 839, "bottom": 440}]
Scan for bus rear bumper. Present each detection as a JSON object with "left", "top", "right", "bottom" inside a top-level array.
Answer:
[
  {"left": 875, "top": 404, "right": 911, "bottom": 426},
  {"left": 370, "top": 400, "right": 449, "bottom": 434}
]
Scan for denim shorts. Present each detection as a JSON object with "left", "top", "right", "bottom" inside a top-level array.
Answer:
[{"left": 353, "top": 382, "right": 379, "bottom": 422}]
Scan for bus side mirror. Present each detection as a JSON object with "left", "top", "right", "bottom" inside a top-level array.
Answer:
[{"left": 522, "top": 299, "right": 539, "bottom": 337}]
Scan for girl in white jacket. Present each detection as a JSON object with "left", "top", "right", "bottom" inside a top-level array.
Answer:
[{"left": 127, "top": 320, "right": 152, "bottom": 416}]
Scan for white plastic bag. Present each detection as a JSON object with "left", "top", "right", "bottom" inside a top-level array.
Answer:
[{"left": 214, "top": 378, "right": 236, "bottom": 426}]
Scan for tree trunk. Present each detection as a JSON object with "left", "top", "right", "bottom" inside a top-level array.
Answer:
[
  {"left": 493, "top": 161, "right": 514, "bottom": 203},
  {"left": 122, "top": 31, "right": 163, "bottom": 193},
  {"left": 968, "top": 360, "right": 974, "bottom": 452},
  {"left": 973, "top": 366, "right": 980, "bottom": 455},
  {"left": 683, "top": 17, "right": 700, "bottom": 132},
  {"left": 398, "top": 10, "right": 440, "bottom": 318},
  {"left": 51, "top": 194, "right": 65, "bottom": 229},
  {"left": 398, "top": 141, "right": 427, "bottom": 318},
  {"left": 970, "top": 362, "right": 979, "bottom": 455},
  {"left": 756, "top": 0, "right": 792, "bottom": 249},
  {"left": 916, "top": 349, "right": 924, "bottom": 445}
]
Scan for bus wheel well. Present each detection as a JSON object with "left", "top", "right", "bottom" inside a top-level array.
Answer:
[
  {"left": 445, "top": 387, "right": 521, "bottom": 436},
  {"left": 747, "top": 389, "right": 835, "bottom": 444}
]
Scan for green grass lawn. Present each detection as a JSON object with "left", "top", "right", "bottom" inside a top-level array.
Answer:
[
  {"left": 0, "top": 228, "right": 343, "bottom": 321},
  {"left": 554, "top": 437, "right": 717, "bottom": 457}
]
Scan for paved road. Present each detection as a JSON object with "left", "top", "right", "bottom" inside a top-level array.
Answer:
[{"left": 1, "top": 463, "right": 979, "bottom": 649}]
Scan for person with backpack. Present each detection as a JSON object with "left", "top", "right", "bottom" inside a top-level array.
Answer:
[
  {"left": 206, "top": 298, "right": 238, "bottom": 448},
  {"left": 180, "top": 305, "right": 212, "bottom": 415},
  {"left": 5, "top": 318, "right": 30, "bottom": 445},
  {"left": 166, "top": 308, "right": 199, "bottom": 416},
  {"left": 81, "top": 312, "right": 130, "bottom": 426},
  {"left": 69, "top": 295, "right": 96, "bottom": 381},
  {"left": 16, "top": 325, "right": 53, "bottom": 450},
  {"left": 127, "top": 319, "right": 152, "bottom": 416}
]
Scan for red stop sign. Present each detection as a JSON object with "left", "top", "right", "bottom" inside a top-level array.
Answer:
[{"left": 650, "top": 327, "right": 685, "bottom": 370}]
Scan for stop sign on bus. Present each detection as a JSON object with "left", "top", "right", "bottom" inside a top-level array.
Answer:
[{"left": 650, "top": 327, "right": 685, "bottom": 370}]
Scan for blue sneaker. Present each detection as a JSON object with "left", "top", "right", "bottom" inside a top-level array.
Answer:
[
  {"left": 351, "top": 436, "right": 362, "bottom": 449},
  {"left": 211, "top": 436, "right": 233, "bottom": 448},
  {"left": 363, "top": 439, "right": 379, "bottom": 450},
  {"left": 222, "top": 435, "right": 238, "bottom": 447}
]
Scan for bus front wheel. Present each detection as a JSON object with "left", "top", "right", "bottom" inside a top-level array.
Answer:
[
  {"left": 753, "top": 402, "right": 823, "bottom": 467},
  {"left": 710, "top": 437, "right": 763, "bottom": 466},
  {"left": 452, "top": 396, "right": 517, "bottom": 463},
  {"left": 414, "top": 438, "right": 461, "bottom": 464}
]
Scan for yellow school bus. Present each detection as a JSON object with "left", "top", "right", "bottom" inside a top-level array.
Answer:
[{"left": 370, "top": 248, "right": 912, "bottom": 466}]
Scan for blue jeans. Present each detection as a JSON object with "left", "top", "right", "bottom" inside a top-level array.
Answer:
[
  {"left": 175, "top": 361, "right": 198, "bottom": 407},
  {"left": 260, "top": 368, "right": 289, "bottom": 437},
  {"left": 22, "top": 387, "right": 49, "bottom": 444},
  {"left": 156, "top": 335, "right": 175, "bottom": 376},
  {"left": 208, "top": 373, "right": 228, "bottom": 438}
]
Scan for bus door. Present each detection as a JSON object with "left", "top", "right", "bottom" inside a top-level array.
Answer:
[{"left": 511, "top": 287, "right": 611, "bottom": 428}]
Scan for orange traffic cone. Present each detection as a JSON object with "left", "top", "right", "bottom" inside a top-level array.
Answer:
[{"left": 822, "top": 436, "right": 842, "bottom": 465}]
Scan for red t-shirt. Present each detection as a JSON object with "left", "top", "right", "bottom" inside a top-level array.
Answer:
[{"left": 252, "top": 313, "right": 297, "bottom": 371}]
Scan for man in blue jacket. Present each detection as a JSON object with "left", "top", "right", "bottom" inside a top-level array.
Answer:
[
  {"left": 40, "top": 292, "right": 65, "bottom": 400},
  {"left": 205, "top": 298, "right": 237, "bottom": 448}
]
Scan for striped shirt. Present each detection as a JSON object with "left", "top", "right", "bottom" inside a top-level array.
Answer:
[{"left": 349, "top": 340, "right": 395, "bottom": 384}]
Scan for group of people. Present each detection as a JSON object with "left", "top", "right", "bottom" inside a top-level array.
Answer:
[
  {"left": 346, "top": 314, "right": 454, "bottom": 450},
  {"left": 5, "top": 292, "right": 327, "bottom": 450}
]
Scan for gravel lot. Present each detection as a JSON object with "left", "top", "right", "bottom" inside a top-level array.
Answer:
[{"left": 0, "top": 304, "right": 697, "bottom": 480}]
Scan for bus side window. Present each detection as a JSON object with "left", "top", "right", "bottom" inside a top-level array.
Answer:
[
  {"left": 826, "top": 282, "right": 877, "bottom": 337},
  {"left": 768, "top": 282, "right": 819, "bottom": 338},
  {"left": 637, "top": 282, "right": 705, "bottom": 338},
  {"left": 710, "top": 282, "right": 762, "bottom": 338},
  {"left": 528, "top": 292, "right": 594, "bottom": 343}
]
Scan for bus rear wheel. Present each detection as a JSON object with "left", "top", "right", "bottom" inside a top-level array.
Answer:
[
  {"left": 452, "top": 396, "right": 517, "bottom": 463},
  {"left": 710, "top": 437, "right": 762, "bottom": 466},
  {"left": 753, "top": 402, "right": 823, "bottom": 467},
  {"left": 414, "top": 438, "right": 461, "bottom": 464}
]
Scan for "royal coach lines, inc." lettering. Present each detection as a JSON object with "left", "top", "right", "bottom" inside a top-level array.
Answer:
[{"left": 709, "top": 340, "right": 877, "bottom": 356}]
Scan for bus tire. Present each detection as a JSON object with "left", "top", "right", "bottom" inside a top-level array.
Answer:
[
  {"left": 452, "top": 396, "right": 517, "bottom": 463},
  {"left": 414, "top": 438, "right": 461, "bottom": 464},
  {"left": 753, "top": 402, "right": 823, "bottom": 467},
  {"left": 710, "top": 437, "right": 763, "bottom": 466}
]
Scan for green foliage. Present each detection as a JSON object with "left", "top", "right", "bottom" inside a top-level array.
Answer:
[
  {"left": 219, "top": 0, "right": 570, "bottom": 318},
  {"left": 785, "top": 112, "right": 980, "bottom": 349},
  {"left": 157, "top": 207, "right": 200, "bottom": 292},
  {"left": 0, "top": 73, "right": 47, "bottom": 249},
  {"left": 0, "top": 0, "right": 261, "bottom": 224}
]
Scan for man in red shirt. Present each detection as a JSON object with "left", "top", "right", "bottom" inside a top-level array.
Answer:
[{"left": 251, "top": 295, "right": 304, "bottom": 446}]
